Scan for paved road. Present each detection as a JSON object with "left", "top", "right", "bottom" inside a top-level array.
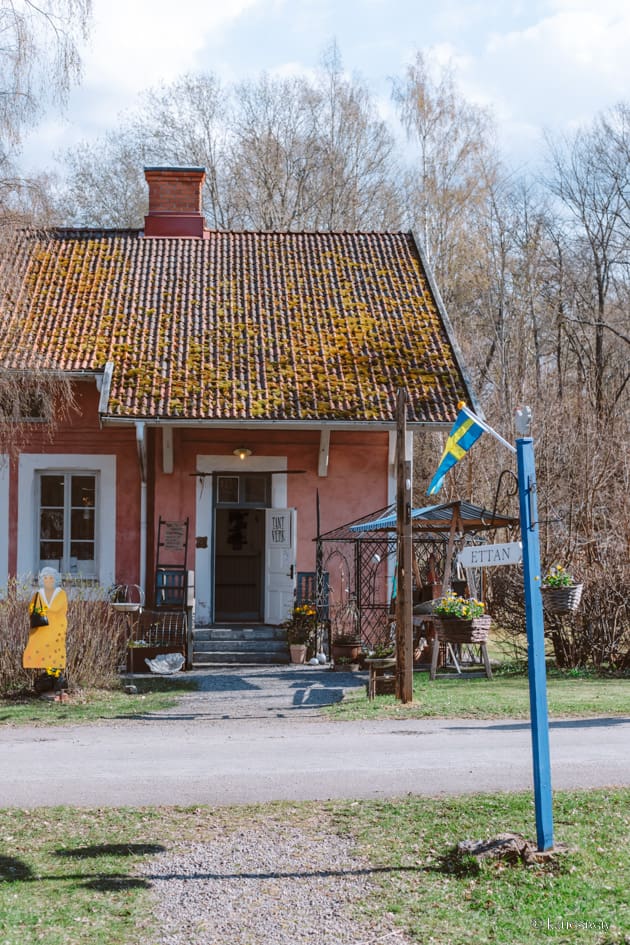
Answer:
[{"left": 1, "top": 667, "right": 629, "bottom": 807}]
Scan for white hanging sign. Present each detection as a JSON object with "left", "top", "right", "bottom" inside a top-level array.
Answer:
[{"left": 458, "top": 541, "right": 523, "bottom": 568}]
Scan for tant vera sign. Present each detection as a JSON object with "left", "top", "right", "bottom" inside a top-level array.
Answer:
[{"left": 458, "top": 541, "right": 523, "bottom": 568}]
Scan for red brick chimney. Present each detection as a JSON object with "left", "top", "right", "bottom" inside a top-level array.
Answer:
[{"left": 143, "top": 166, "right": 208, "bottom": 238}]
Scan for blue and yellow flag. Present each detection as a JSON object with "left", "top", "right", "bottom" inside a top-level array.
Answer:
[{"left": 427, "top": 404, "right": 484, "bottom": 495}]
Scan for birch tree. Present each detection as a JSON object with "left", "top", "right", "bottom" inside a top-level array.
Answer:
[
  {"left": 56, "top": 49, "right": 402, "bottom": 231},
  {"left": 1, "top": 0, "right": 91, "bottom": 452}
]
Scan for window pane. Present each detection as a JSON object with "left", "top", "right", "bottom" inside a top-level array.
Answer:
[
  {"left": 40, "top": 542, "right": 63, "bottom": 562},
  {"left": 41, "top": 475, "right": 64, "bottom": 507},
  {"left": 40, "top": 509, "right": 64, "bottom": 541},
  {"left": 243, "top": 475, "right": 267, "bottom": 504},
  {"left": 70, "top": 542, "right": 95, "bottom": 561},
  {"left": 71, "top": 476, "right": 95, "bottom": 509},
  {"left": 217, "top": 477, "right": 239, "bottom": 503},
  {"left": 71, "top": 508, "right": 94, "bottom": 540}
]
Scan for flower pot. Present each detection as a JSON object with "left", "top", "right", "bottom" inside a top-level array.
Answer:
[
  {"left": 434, "top": 615, "right": 491, "bottom": 644},
  {"left": 332, "top": 641, "right": 362, "bottom": 662},
  {"left": 289, "top": 644, "right": 307, "bottom": 664},
  {"left": 333, "top": 660, "right": 361, "bottom": 672},
  {"left": 541, "top": 583, "right": 583, "bottom": 615}
]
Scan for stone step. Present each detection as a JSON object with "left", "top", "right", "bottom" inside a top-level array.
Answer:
[
  {"left": 194, "top": 639, "right": 289, "bottom": 654},
  {"left": 192, "top": 624, "right": 290, "bottom": 666},
  {"left": 193, "top": 626, "right": 287, "bottom": 642},
  {"left": 193, "top": 651, "right": 290, "bottom": 665}
]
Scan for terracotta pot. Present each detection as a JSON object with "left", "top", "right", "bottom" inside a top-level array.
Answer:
[{"left": 289, "top": 644, "right": 307, "bottom": 664}]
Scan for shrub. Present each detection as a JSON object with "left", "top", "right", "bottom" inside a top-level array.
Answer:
[
  {"left": 0, "top": 579, "right": 127, "bottom": 694},
  {"left": 487, "top": 556, "right": 629, "bottom": 671}
]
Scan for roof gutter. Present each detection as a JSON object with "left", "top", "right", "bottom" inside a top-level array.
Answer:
[{"left": 99, "top": 416, "right": 455, "bottom": 432}]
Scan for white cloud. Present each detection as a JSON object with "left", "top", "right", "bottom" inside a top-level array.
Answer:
[
  {"left": 18, "top": 0, "right": 630, "bottom": 175},
  {"left": 86, "top": 0, "right": 262, "bottom": 91},
  {"left": 431, "top": 2, "right": 630, "bottom": 164}
]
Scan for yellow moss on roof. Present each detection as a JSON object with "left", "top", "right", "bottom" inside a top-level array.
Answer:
[{"left": 0, "top": 229, "right": 471, "bottom": 423}]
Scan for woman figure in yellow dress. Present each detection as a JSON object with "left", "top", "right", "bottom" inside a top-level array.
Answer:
[{"left": 23, "top": 567, "right": 68, "bottom": 692}]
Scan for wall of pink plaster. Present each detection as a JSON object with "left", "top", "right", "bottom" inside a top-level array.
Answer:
[
  {"left": 151, "top": 427, "right": 388, "bottom": 572},
  {"left": 150, "top": 427, "right": 389, "bottom": 618},
  {"left": 9, "top": 402, "right": 389, "bottom": 609},
  {"left": 286, "top": 430, "right": 389, "bottom": 572},
  {"left": 8, "top": 383, "right": 140, "bottom": 584}
]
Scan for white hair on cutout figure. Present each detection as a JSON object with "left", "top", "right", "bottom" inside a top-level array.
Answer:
[{"left": 39, "top": 567, "right": 61, "bottom": 585}]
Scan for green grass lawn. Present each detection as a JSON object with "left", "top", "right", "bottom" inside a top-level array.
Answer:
[
  {"left": 338, "top": 789, "right": 629, "bottom": 944},
  {"left": 2, "top": 668, "right": 628, "bottom": 726},
  {"left": 325, "top": 669, "right": 630, "bottom": 720},
  {"left": 0, "top": 677, "right": 198, "bottom": 726},
  {"left": 0, "top": 791, "right": 627, "bottom": 945}
]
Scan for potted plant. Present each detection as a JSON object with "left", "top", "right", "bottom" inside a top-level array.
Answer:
[
  {"left": 433, "top": 592, "right": 491, "bottom": 643},
  {"left": 331, "top": 631, "right": 362, "bottom": 663},
  {"left": 541, "top": 565, "right": 583, "bottom": 615},
  {"left": 283, "top": 604, "right": 316, "bottom": 664},
  {"left": 364, "top": 642, "right": 395, "bottom": 662},
  {"left": 364, "top": 643, "right": 397, "bottom": 698},
  {"left": 333, "top": 655, "right": 361, "bottom": 672}
]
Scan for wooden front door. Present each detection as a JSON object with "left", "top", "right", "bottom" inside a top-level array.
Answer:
[
  {"left": 214, "top": 507, "right": 265, "bottom": 621},
  {"left": 213, "top": 473, "right": 271, "bottom": 623}
]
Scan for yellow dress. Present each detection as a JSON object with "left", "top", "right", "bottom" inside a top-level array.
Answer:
[{"left": 22, "top": 588, "right": 68, "bottom": 670}]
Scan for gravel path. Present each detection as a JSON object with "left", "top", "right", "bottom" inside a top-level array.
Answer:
[
  {"left": 141, "top": 820, "right": 411, "bottom": 945},
  {"left": 137, "top": 664, "right": 368, "bottom": 721},
  {"left": 136, "top": 668, "right": 412, "bottom": 944}
]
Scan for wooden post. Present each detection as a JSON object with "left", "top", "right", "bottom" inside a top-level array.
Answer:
[
  {"left": 395, "top": 389, "right": 413, "bottom": 703},
  {"left": 441, "top": 507, "right": 463, "bottom": 592}
]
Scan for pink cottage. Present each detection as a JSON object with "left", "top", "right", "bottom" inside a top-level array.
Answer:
[{"left": 0, "top": 167, "right": 477, "bottom": 659}]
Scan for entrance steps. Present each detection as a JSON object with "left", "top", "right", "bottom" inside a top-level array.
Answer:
[{"left": 192, "top": 625, "right": 290, "bottom": 665}]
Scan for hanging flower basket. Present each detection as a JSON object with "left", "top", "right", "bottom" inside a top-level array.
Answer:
[
  {"left": 434, "top": 615, "right": 492, "bottom": 644},
  {"left": 541, "top": 584, "right": 583, "bottom": 615}
]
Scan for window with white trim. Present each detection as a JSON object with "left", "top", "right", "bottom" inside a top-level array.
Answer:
[{"left": 37, "top": 472, "right": 98, "bottom": 576}]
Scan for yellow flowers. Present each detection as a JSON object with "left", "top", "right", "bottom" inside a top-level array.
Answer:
[
  {"left": 283, "top": 604, "right": 317, "bottom": 644},
  {"left": 434, "top": 592, "right": 485, "bottom": 619},
  {"left": 542, "top": 565, "right": 575, "bottom": 588},
  {"left": 28, "top": 600, "right": 48, "bottom": 616},
  {"left": 294, "top": 604, "right": 316, "bottom": 617}
]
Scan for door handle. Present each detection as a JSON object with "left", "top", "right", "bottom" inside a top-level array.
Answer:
[{"left": 289, "top": 565, "right": 294, "bottom": 579}]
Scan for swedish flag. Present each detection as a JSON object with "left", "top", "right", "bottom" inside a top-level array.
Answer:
[{"left": 427, "top": 404, "right": 484, "bottom": 495}]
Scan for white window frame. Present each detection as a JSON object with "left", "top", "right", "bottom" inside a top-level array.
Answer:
[
  {"left": 17, "top": 454, "right": 116, "bottom": 588},
  {"left": 36, "top": 470, "right": 99, "bottom": 578}
]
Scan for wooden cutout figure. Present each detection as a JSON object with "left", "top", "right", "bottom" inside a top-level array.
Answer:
[{"left": 23, "top": 567, "right": 68, "bottom": 692}]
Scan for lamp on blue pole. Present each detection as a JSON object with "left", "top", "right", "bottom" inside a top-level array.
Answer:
[{"left": 515, "top": 406, "right": 554, "bottom": 851}]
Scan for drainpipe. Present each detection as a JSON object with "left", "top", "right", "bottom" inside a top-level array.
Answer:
[{"left": 135, "top": 422, "right": 148, "bottom": 599}]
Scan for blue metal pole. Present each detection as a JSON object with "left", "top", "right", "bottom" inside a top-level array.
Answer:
[{"left": 516, "top": 421, "right": 554, "bottom": 851}]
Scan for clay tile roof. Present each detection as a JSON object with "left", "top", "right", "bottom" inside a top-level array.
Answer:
[{"left": 0, "top": 228, "right": 476, "bottom": 424}]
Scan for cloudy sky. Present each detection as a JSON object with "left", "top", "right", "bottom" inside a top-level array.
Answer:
[{"left": 22, "top": 0, "right": 630, "bottom": 174}]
